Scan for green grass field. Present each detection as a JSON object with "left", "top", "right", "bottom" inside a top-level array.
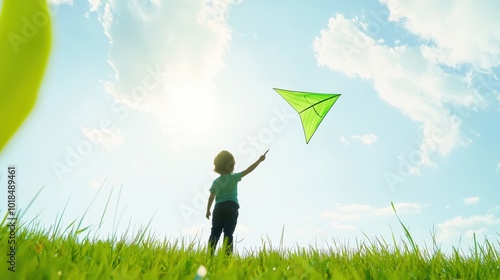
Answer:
[
  {"left": 1, "top": 213, "right": 499, "bottom": 280},
  {"left": 2, "top": 192, "right": 499, "bottom": 279}
]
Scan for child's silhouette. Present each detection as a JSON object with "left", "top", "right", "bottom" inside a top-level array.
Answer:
[{"left": 206, "top": 149, "right": 267, "bottom": 255}]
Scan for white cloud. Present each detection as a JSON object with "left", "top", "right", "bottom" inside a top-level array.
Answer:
[
  {"left": 496, "top": 162, "right": 500, "bottom": 173},
  {"left": 463, "top": 196, "right": 480, "bottom": 205},
  {"left": 81, "top": 127, "right": 125, "bottom": 151},
  {"left": 352, "top": 133, "right": 378, "bottom": 145},
  {"left": 340, "top": 135, "right": 350, "bottom": 146},
  {"left": 315, "top": 229, "right": 326, "bottom": 237},
  {"left": 380, "top": 0, "right": 500, "bottom": 69},
  {"left": 322, "top": 211, "right": 363, "bottom": 221},
  {"left": 336, "top": 204, "right": 373, "bottom": 214},
  {"left": 314, "top": 15, "right": 470, "bottom": 169},
  {"left": 321, "top": 204, "right": 371, "bottom": 231},
  {"left": 88, "top": 0, "right": 100, "bottom": 12},
  {"left": 313, "top": 2, "right": 498, "bottom": 170},
  {"left": 372, "top": 202, "right": 422, "bottom": 216},
  {"left": 330, "top": 222, "right": 356, "bottom": 231},
  {"left": 321, "top": 202, "right": 422, "bottom": 229},
  {"left": 470, "top": 130, "right": 480, "bottom": 138},
  {"left": 436, "top": 214, "right": 500, "bottom": 242},
  {"left": 90, "top": 0, "right": 237, "bottom": 136},
  {"left": 341, "top": 133, "right": 378, "bottom": 146}
]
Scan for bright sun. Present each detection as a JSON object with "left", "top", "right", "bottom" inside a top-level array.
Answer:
[{"left": 164, "top": 83, "right": 216, "bottom": 135}]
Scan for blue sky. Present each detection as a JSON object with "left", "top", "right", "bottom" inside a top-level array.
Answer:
[{"left": 1, "top": 0, "right": 500, "bottom": 254}]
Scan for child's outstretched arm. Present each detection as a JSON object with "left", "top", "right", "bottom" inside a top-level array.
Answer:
[
  {"left": 206, "top": 192, "right": 215, "bottom": 219},
  {"left": 241, "top": 149, "right": 268, "bottom": 178}
]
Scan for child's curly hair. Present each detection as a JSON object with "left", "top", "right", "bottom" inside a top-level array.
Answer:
[{"left": 213, "top": 150, "right": 235, "bottom": 174}]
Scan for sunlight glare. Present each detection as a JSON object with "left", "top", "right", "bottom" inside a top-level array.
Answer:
[{"left": 164, "top": 83, "right": 216, "bottom": 135}]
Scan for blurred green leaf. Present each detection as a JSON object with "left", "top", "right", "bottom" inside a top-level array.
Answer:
[{"left": 0, "top": 0, "right": 52, "bottom": 151}]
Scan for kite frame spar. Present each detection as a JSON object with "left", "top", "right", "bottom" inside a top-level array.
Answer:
[{"left": 274, "top": 88, "right": 341, "bottom": 144}]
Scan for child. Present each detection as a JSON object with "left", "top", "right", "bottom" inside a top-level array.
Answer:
[{"left": 206, "top": 149, "right": 267, "bottom": 255}]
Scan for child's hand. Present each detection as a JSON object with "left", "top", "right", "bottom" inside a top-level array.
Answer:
[{"left": 206, "top": 210, "right": 211, "bottom": 220}]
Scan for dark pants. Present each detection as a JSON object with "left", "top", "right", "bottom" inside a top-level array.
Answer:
[{"left": 208, "top": 201, "right": 239, "bottom": 255}]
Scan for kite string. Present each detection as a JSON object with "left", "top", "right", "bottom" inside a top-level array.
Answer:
[{"left": 265, "top": 111, "right": 299, "bottom": 151}]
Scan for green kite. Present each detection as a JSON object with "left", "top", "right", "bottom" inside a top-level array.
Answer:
[
  {"left": 0, "top": 0, "right": 52, "bottom": 151},
  {"left": 274, "top": 88, "right": 341, "bottom": 144}
]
